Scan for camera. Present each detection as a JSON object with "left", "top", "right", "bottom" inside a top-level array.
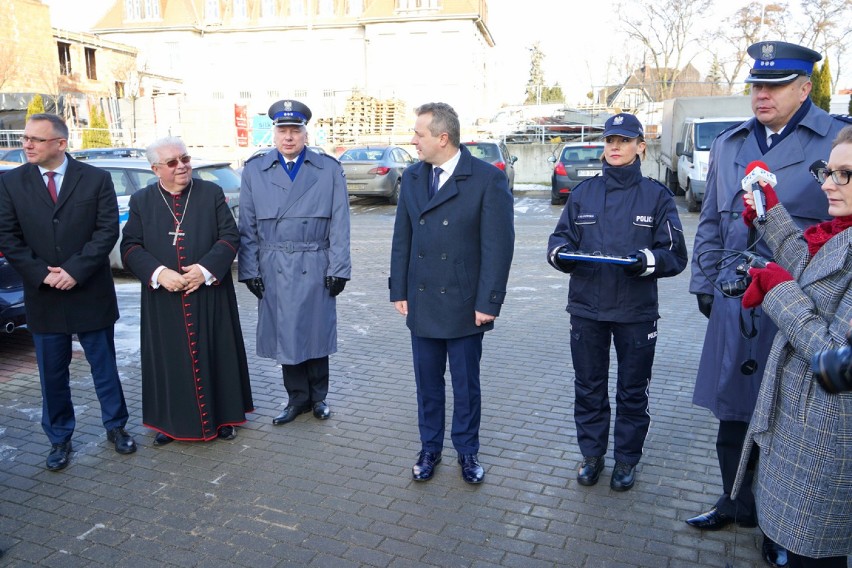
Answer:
[
  {"left": 719, "top": 254, "right": 768, "bottom": 298},
  {"left": 811, "top": 330, "right": 852, "bottom": 394}
]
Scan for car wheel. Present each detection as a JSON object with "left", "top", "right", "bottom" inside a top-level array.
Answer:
[
  {"left": 685, "top": 183, "right": 700, "bottom": 213},
  {"left": 389, "top": 179, "right": 401, "bottom": 205},
  {"left": 551, "top": 195, "right": 562, "bottom": 206}
]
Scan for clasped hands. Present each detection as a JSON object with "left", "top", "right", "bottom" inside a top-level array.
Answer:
[
  {"left": 43, "top": 266, "right": 77, "bottom": 290},
  {"left": 157, "top": 264, "right": 206, "bottom": 294}
]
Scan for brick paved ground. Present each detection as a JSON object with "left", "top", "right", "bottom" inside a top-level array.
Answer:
[{"left": 1, "top": 191, "right": 844, "bottom": 567}]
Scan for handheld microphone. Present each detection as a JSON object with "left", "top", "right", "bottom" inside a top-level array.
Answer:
[{"left": 741, "top": 160, "right": 777, "bottom": 224}]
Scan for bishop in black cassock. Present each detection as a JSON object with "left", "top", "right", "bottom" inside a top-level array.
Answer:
[{"left": 120, "top": 138, "right": 253, "bottom": 445}]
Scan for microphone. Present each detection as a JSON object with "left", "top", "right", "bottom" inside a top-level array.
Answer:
[{"left": 741, "top": 160, "right": 777, "bottom": 224}]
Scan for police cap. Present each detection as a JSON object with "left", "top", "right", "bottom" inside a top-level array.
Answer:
[
  {"left": 603, "top": 113, "right": 644, "bottom": 138},
  {"left": 745, "top": 41, "right": 822, "bottom": 85},
  {"left": 268, "top": 99, "right": 312, "bottom": 126}
]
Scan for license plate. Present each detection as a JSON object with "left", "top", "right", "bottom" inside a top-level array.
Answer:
[
  {"left": 577, "top": 170, "right": 600, "bottom": 177},
  {"left": 347, "top": 183, "right": 367, "bottom": 191}
]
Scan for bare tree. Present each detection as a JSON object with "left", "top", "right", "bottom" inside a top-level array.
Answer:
[
  {"left": 706, "top": 2, "right": 787, "bottom": 92},
  {"left": 0, "top": 43, "right": 20, "bottom": 92},
  {"left": 793, "top": 0, "right": 852, "bottom": 90},
  {"left": 616, "top": 0, "right": 704, "bottom": 100}
]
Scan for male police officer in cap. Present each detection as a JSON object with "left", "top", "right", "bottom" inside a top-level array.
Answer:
[
  {"left": 238, "top": 99, "right": 351, "bottom": 425},
  {"left": 689, "top": 41, "right": 851, "bottom": 567}
]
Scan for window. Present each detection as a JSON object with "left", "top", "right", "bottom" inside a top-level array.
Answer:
[
  {"left": 144, "top": 0, "right": 160, "bottom": 18},
  {"left": 206, "top": 0, "right": 220, "bottom": 20},
  {"left": 212, "top": 91, "right": 224, "bottom": 100},
  {"left": 323, "top": 89, "right": 334, "bottom": 98},
  {"left": 396, "top": 0, "right": 439, "bottom": 9},
  {"left": 267, "top": 89, "right": 280, "bottom": 98},
  {"left": 125, "top": 0, "right": 142, "bottom": 19},
  {"left": 57, "top": 42, "right": 71, "bottom": 76},
  {"left": 115, "top": 82, "right": 126, "bottom": 98},
  {"left": 294, "top": 89, "right": 307, "bottom": 98},
  {"left": 233, "top": 0, "right": 248, "bottom": 19},
  {"left": 347, "top": 0, "right": 363, "bottom": 15},
  {"left": 291, "top": 0, "right": 305, "bottom": 17},
  {"left": 166, "top": 42, "right": 180, "bottom": 71},
  {"left": 239, "top": 90, "right": 252, "bottom": 99},
  {"left": 318, "top": 0, "right": 333, "bottom": 16},
  {"left": 85, "top": 48, "right": 97, "bottom": 80},
  {"left": 261, "top": 0, "right": 276, "bottom": 17}
]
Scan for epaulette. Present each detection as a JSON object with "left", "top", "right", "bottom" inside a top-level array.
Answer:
[
  {"left": 244, "top": 149, "right": 272, "bottom": 165},
  {"left": 645, "top": 176, "right": 675, "bottom": 196},
  {"left": 831, "top": 114, "right": 852, "bottom": 125}
]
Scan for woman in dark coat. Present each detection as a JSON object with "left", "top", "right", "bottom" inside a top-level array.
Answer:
[{"left": 734, "top": 126, "right": 852, "bottom": 567}]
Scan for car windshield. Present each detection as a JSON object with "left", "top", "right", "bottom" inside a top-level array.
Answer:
[
  {"left": 340, "top": 148, "right": 385, "bottom": 161},
  {"left": 561, "top": 146, "right": 603, "bottom": 163},
  {"left": 694, "top": 121, "right": 742, "bottom": 151},
  {"left": 194, "top": 165, "right": 241, "bottom": 192},
  {"left": 465, "top": 144, "right": 500, "bottom": 161}
]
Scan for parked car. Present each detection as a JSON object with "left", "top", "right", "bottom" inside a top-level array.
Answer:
[
  {"left": 548, "top": 142, "right": 605, "bottom": 205},
  {"left": 70, "top": 147, "right": 147, "bottom": 160},
  {"left": 0, "top": 148, "right": 26, "bottom": 163},
  {"left": 0, "top": 163, "right": 26, "bottom": 333},
  {"left": 338, "top": 145, "right": 415, "bottom": 204},
  {"left": 83, "top": 158, "right": 242, "bottom": 268},
  {"left": 462, "top": 140, "right": 517, "bottom": 192}
]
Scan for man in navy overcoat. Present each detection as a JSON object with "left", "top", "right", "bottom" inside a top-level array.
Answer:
[
  {"left": 0, "top": 113, "right": 135, "bottom": 471},
  {"left": 390, "top": 102, "right": 514, "bottom": 484}
]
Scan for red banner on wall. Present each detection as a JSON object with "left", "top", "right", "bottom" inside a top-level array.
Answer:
[{"left": 234, "top": 104, "right": 249, "bottom": 147}]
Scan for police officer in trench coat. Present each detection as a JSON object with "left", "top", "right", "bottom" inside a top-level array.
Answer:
[
  {"left": 239, "top": 100, "right": 351, "bottom": 425},
  {"left": 688, "top": 41, "right": 851, "bottom": 566}
]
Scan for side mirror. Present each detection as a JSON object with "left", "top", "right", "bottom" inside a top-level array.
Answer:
[
  {"left": 547, "top": 155, "right": 557, "bottom": 164},
  {"left": 511, "top": 156, "right": 518, "bottom": 164}
]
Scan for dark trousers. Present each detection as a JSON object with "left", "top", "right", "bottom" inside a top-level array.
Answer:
[
  {"left": 569, "top": 315, "right": 657, "bottom": 465},
  {"left": 281, "top": 356, "right": 329, "bottom": 407},
  {"left": 33, "top": 327, "right": 129, "bottom": 444},
  {"left": 714, "top": 420, "right": 758, "bottom": 521},
  {"left": 411, "top": 333, "right": 483, "bottom": 455},
  {"left": 787, "top": 553, "right": 848, "bottom": 568}
]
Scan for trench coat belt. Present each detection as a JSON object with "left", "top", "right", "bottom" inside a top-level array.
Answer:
[{"left": 260, "top": 240, "right": 330, "bottom": 253}]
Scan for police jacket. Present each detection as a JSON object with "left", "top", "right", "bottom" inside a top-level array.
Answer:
[{"left": 548, "top": 158, "right": 687, "bottom": 322}]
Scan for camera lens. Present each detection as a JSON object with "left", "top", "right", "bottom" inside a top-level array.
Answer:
[{"left": 811, "top": 345, "right": 852, "bottom": 394}]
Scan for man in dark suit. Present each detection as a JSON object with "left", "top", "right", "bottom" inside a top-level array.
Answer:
[
  {"left": 390, "top": 102, "right": 514, "bottom": 484},
  {"left": 0, "top": 113, "right": 135, "bottom": 471}
]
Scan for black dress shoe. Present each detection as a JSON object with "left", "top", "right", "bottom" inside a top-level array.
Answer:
[
  {"left": 685, "top": 507, "right": 743, "bottom": 530},
  {"left": 610, "top": 461, "right": 635, "bottom": 491},
  {"left": 106, "top": 427, "right": 137, "bottom": 454},
  {"left": 577, "top": 456, "right": 605, "bottom": 486},
  {"left": 762, "top": 535, "right": 788, "bottom": 567},
  {"left": 412, "top": 451, "right": 442, "bottom": 481},
  {"left": 458, "top": 453, "right": 485, "bottom": 484},
  {"left": 46, "top": 441, "right": 72, "bottom": 471},
  {"left": 153, "top": 432, "right": 174, "bottom": 446},
  {"left": 272, "top": 404, "right": 310, "bottom": 425},
  {"left": 312, "top": 401, "right": 330, "bottom": 420},
  {"left": 217, "top": 426, "right": 237, "bottom": 440}
]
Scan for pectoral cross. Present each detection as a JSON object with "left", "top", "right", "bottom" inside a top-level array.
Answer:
[{"left": 169, "top": 227, "right": 185, "bottom": 245}]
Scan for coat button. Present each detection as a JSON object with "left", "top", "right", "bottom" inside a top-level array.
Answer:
[
  {"left": 419, "top": 219, "right": 425, "bottom": 225},
  {"left": 440, "top": 287, "right": 446, "bottom": 294},
  {"left": 418, "top": 252, "right": 424, "bottom": 258},
  {"left": 53, "top": 219, "right": 59, "bottom": 224},
  {"left": 441, "top": 253, "right": 447, "bottom": 260},
  {"left": 418, "top": 284, "right": 425, "bottom": 291},
  {"left": 442, "top": 219, "right": 449, "bottom": 225},
  {"left": 731, "top": 212, "right": 739, "bottom": 219}
]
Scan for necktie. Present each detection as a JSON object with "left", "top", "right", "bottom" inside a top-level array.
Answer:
[
  {"left": 286, "top": 161, "right": 295, "bottom": 172},
  {"left": 45, "top": 171, "right": 58, "bottom": 203},
  {"left": 768, "top": 133, "right": 780, "bottom": 148},
  {"left": 429, "top": 167, "right": 443, "bottom": 199}
]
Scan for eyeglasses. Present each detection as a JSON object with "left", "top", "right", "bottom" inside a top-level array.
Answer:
[
  {"left": 156, "top": 155, "right": 191, "bottom": 168},
  {"left": 813, "top": 167, "right": 852, "bottom": 186},
  {"left": 19, "top": 135, "right": 63, "bottom": 144}
]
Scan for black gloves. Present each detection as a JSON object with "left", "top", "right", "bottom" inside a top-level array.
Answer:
[
  {"left": 624, "top": 253, "right": 646, "bottom": 277},
  {"left": 550, "top": 245, "right": 576, "bottom": 273},
  {"left": 244, "top": 277, "right": 264, "bottom": 299},
  {"left": 325, "top": 276, "right": 348, "bottom": 297},
  {"left": 697, "top": 293, "right": 714, "bottom": 319}
]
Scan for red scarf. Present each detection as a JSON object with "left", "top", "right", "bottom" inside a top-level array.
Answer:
[{"left": 803, "top": 216, "right": 852, "bottom": 256}]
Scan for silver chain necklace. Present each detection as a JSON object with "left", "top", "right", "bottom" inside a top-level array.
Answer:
[{"left": 158, "top": 178, "right": 193, "bottom": 245}]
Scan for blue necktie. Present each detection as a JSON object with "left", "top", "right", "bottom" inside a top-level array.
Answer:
[
  {"left": 286, "top": 161, "right": 295, "bottom": 172},
  {"left": 429, "top": 167, "right": 443, "bottom": 199},
  {"left": 768, "top": 133, "right": 780, "bottom": 148}
]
